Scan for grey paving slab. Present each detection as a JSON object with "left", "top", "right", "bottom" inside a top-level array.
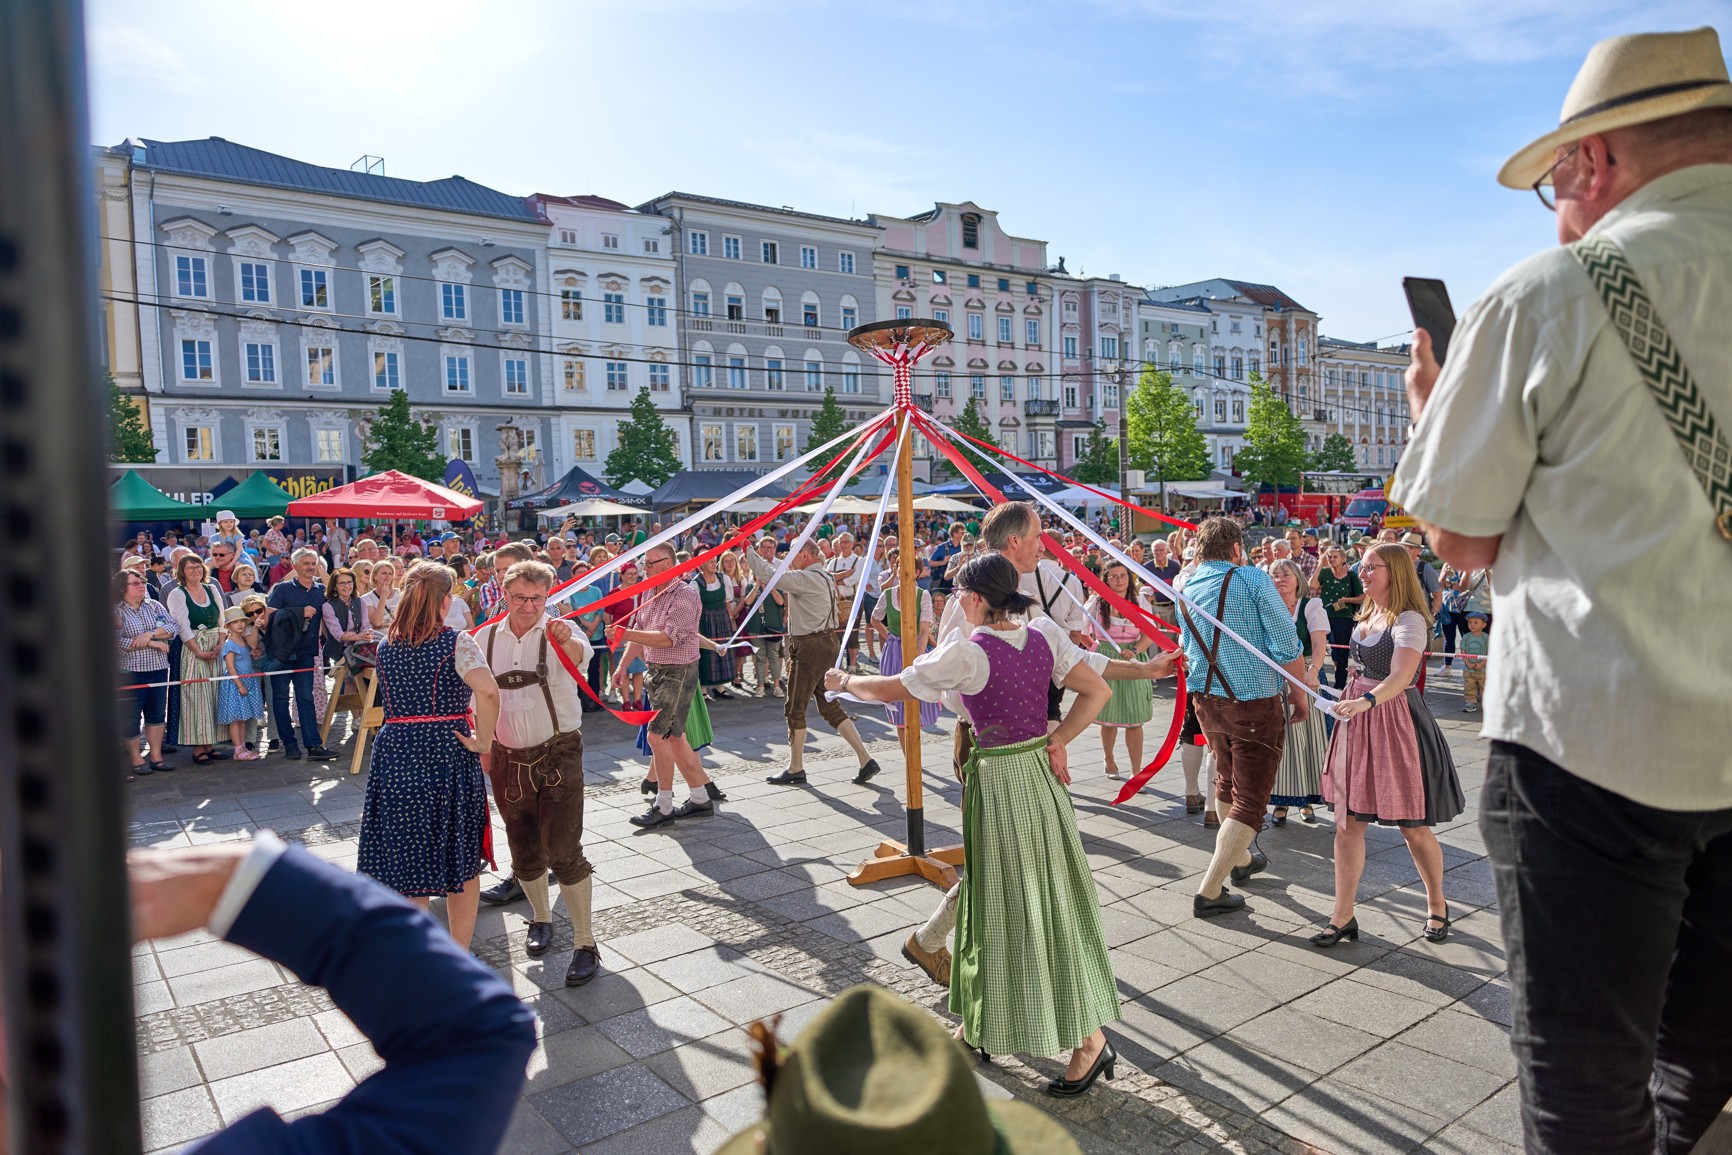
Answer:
[
  {"left": 1400, "top": 1008, "right": 1517, "bottom": 1079},
  {"left": 1230, "top": 1006, "right": 1388, "bottom": 1076},
  {"left": 529, "top": 1063, "right": 691, "bottom": 1147},
  {"left": 1331, "top": 1042, "right": 1509, "bottom": 1130},
  {"left": 138, "top": 1046, "right": 204, "bottom": 1099},
  {"left": 596, "top": 996, "right": 737, "bottom": 1059},
  {"left": 578, "top": 1102, "right": 737, "bottom": 1155},
  {"left": 1151, "top": 1036, "right": 1323, "bottom": 1114},
  {"left": 193, "top": 1017, "right": 328, "bottom": 1080},
  {"left": 524, "top": 1023, "right": 636, "bottom": 1093},
  {"left": 207, "top": 1051, "right": 354, "bottom": 1125},
  {"left": 141, "top": 1086, "right": 222, "bottom": 1153}
]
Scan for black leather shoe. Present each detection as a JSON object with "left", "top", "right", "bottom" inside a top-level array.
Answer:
[
  {"left": 852, "top": 759, "right": 882, "bottom": 785},
  {"left": 480, "top": 876, "right": 525, "bottom": 906},
  {"left": 1230, "top": 850, "right": 1269, "bottom": 885},
  {"left": 1423, "top": 905, "right": 1452, "bottom": 943},
  {"left": 704, "top": 781, "right": 728, "bottom": 802},
  {"left": 525, "top": 920, "right": 553, "bottom": 957},
  {"left": 281, "top": 748, "right": 304, "bottom": 761},
  {"left": 671, "top": 796, "right": 714, "bottom": 818},
  {"left": 766, "top": 770, "right": 808, "bottom": 786},
  {"left": 629, "top": 804, "right": 677, "bottom": 828},
  {"left": 1046, "top": 1039, "right": 1116, "bottom": 1097},
  {"left": 1194, "top": 887, "right": 1246, "bottom": 919},
  {"left": 304, "top": 747, "right": 338, "bottom": 762},
  {"left": 1311, "top": 917, "right": 1360, "bottom": 947},
  {"left": 639, "top": 776, "right": 656, "bottom": 795},
  {"left": 565, "top": 944, "right": 601, "bottom": 987}
]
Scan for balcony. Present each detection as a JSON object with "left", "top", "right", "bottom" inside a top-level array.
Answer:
[
  {"left": 685, "top": 317, "right": 824, "bottom": 341},
  {"left": 913, "top": 393, "right": 934, "bottom": 410},
  {"left": 1025, "top": 398, "right": 1060, "bottom": 417}
]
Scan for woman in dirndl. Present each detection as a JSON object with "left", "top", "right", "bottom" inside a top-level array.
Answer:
[
  {"left": 357, "top": 561, "right": 500, "bottom": 951},
  {"left": 1087, "top": 558, "right": 1153, "bottom": 779},
  {"left": 867, "top": 549, "right": 940, "bottom": 732},
  {"left": 1268, "top": 559, "right": 1329, "bottom": 824},
  {"left": 166, "top": 553, "right": 226, "bottom": 763},
  {"left": 694, "top": 559, "right": 737, "bottom": 699},
  {"left": 828, "top": 553, "right": 1119, "bottom": 1097},
  {"left": 1314, "top": 542, "right": 1464, "bottom": 949}
]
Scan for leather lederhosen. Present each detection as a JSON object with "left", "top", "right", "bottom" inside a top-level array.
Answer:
[{"left": 485, "top": 623, "right": 582, "bottom": 803}]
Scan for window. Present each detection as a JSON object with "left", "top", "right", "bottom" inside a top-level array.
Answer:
[
  {"left": 175, "top": 255, "right": 209, "bottom": 299},
  {"left": 840, "top": 304, "right": 857, "bottom": 330},
  {"left": 764, "top": 301, "right": 781, "bottom": 324},
  {"left": 315, "top": 427, "right": 344, "bottom": 463},
  {"left": 735, "top": 425, "right": 759, "bottom": 461},
  {"left": 1000, "top": 376, "right": 1015, "bottom": 401},
  {"left": 500, "top": 288, "right": 526, "bottom": 326},
  {"left": 961, "top": 212, "right": 981, "bottom": 249},
  {"left": 504, "top": 357, "right": 529, "bottom": 395},
  {"left": 561, "top": 289, "right": 582, "bottom": 320},
  {"left": 1101, "top": 336, "right": 1119, "bottom": 359},
  {"left": 765, "top": 358, "right": 784, "bottom": 390},
  {"left": 935, "top": 371, "right": 952, "bottom": 398},
  {"left": 1193, "top": 348, "right": 1205, "bottom": 374},
  {"left": 1026, "top": 377, "right": 1041, "bottom": 400},
  {"left": 691, "top": 291, "right": 710, "bottom": 317},
  {"left": 562, "top": 359, "right": 586, "bottom": 392},
  {"left": 838, "top": 251, "right": 856, "bottom": 274},
  {"left": 558, "top": 228, "right": 577, "bottom": 245},
  {"left": 726, "top": 295, "right": 744, "bottom": 321},
  {"left": 716, "top": 236, "right": 740, "bottom": 261},
  {"left": 775, "top": 425, "right": 795, "bottom": 460},
  {"left": 971, "top": 375, "right": 985, "bottom": 399},
  {"left": 1298, "top": 338, "right": 1308, "bottom": 365},
  {"left": 448, "top": 427, "right": 474, "bottom": 462},
  {"left": 646, "top": 296, "right": 667, "bottom": 326},
  {"left": 694, "top": 354, "right": 714, "bottom": 388},
  {"left": 1215, "top": 355, "right": 1226, "bottom": 378},
  {"left": 299, "top": 268, "right": 329, "bottom": 309},
  {"left": 1230, "top": 319, "right": 1242, "bottom": 334},
  {"left": 183, "top": 425, "right": 214, "bottom": 461},
  {"left": 933, "top": 308, "right": 949, "bottom": 324},
  {"left": 643, "top": 237, "right": 660, "bottom": 254},
  {"left": 895, "top": 306, "right": 912, "bottom": 320},
  {"left": 803, "top": 303, "right": 819, "bottom": 327},
  {"left": 244, "top": 341, "right": 276, "bottom": 384},
  {"left": 1026, "top": 282, "right": 1039, "bottom": 296},
  {"left": 966, "top": 273, "right": 981, "bottom": 289},
  {"left": 606, "top": 361, "right": 628, "bottom": 391},
  {"left": 967, "top": 313, "right": 983, "bottom": 341},
  {"left": 374, "top": 350, "right": 401, "bottom": 391},
  {"left": 1064, "top": 382, "right": 1078, "bottom": 408},
  {"left": 1063, "top": 335, "right": 1078, "bottom": 359},
  {"left": 440, "top": 282, "right": 466, "bottom": 321},
  {"left": 238, "top": 261, "right": 270, "bottom": 303},
  {"left": 1194, "top": 391, "right": 1205, "bottom": 418},
  {"left": 1215, "top": 398, "right": 1227, "bottom": 422},
  {"left": 444, "top": 354, "right": 471, "bottom": 394},
  {"left": 1026, "top": 319, "right": 1039, "bottom": 346},
  {"left": 843, "top": 364, "right": 860, "bottom": 394},
  {"left": 1103, "top": 383, "right": 1119, "bottom": 408},
  {"left": 1231, "top": 357, "right": 1243, "bottom": 380},
  {"left": 181, "top": 338, "right": 213, "bottom": 382},
  {"left": 800, "top": 245, "right": 817, "bottom": 269},
  {"left": 805, "top": 359, "right": 823, "bottom": 391},
  {"left": 702, "top": 423, "right": 725, "bottom": 461},
  {"left": 727, "top": 355, "right": 747, "bottom": 389},
  {"left": 1377, "top": 446, "right": 1386, "bottom": 466},
  {"left": 601, "top": 233, "right": 619, "bottom": 250},
  {"left": 1249, "top": 356, "right": 1260, "bottom": 376},
  {"left": 603, "top": 292, "right": 625, "bottom": 324},
  {"left": 1064, "top": 297, "right": 1078, "bottom": 317},
  {"left": 1073, "top": 435, "right": 1088, "bottom": 459},
  {"left": 688, "top": 230, "right": 708, "bottom": 255},
  {"left": 1036, "top": 430, "right": 1055, "bottom": 459},
  {"left": 998, "top": 316, "right": 1013, "bottom": 344},
  {"left": 251, "top": 426, "right": 282, "bottom": 462},
  {"left": 760, "top": 241, "right": 778, "bottom": 264},
  {"left": 895, "top": 264, "right": 910, "bottom": 280},
  {"left": 573, "top": 429, "right": 596, "bottom": 460},
  {"left": 932, "top": 269, "right": 947, "bottom": 284},
  {"left": 1232, "top": 399, "right": 1244, "bottom": 422},
  {"left": 306, "top": 345, "right": 335, "bottom": 388}
]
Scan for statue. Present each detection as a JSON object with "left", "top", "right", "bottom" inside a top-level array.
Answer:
[{"left": 496, "top": 419, "right": 526, "bottom": 530}]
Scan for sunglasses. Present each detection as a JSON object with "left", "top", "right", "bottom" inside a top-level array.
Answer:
[{"left": 245, "top": 608, "right": 265, "bottom": 617}]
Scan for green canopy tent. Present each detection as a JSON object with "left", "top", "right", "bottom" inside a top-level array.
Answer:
[
  {"left": 109, "top": 469, "right": 201, "bottom": 522},
  {"left": 215, "top": 471, "right": 294, "bottom": 519}
]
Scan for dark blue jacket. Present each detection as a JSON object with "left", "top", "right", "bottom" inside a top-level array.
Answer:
[
  {"left": 266, "top": 578, "right": 325, "bottom": 661},
  {"left": 189, "top": 846, "right": 535, "bottom": 1155}
]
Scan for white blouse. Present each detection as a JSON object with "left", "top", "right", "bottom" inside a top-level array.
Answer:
[
  {"left": 1353, "top": 610, "right": 1428, "bottom": 653},
  {"left": 900, "top": 618, "right": 1089, "bottom": 704},
  {"left": 451, "top": 629, "right": 488, "bottom": 678},
  {"left": 1294, "top": 597, "right": 1330, "bottom": 637},
  {"left": 869, "top": 585, "right": 934, "bottom": 627}
]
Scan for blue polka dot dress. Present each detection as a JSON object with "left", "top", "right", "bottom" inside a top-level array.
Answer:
[{"left": 358, "top": 627, "right": 488, "bottom": 897}]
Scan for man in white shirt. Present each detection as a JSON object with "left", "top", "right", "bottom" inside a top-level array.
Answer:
[
  {"left": 1392, "top": 29, "right": 1732, "bottom": 1154},
  {"left": 826, "top": 532, "right": 864, "bottom": 670},
  {"left": 473, "top": 561, "right": 603, "bottom": 988}
]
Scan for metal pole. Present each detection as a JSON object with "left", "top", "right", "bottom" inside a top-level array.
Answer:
[{"left": 1, "top": 0, "right": 145, "bottom": 1152}]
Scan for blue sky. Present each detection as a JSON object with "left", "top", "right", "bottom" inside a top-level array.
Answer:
[{"left": 85, "top": 0, "right": 1731, "bottom": 340}]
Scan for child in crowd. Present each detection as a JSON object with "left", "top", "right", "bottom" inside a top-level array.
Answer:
[
  {"left": 215, "top": 607, "right": 265, "bottom": 759},
  {"left": 1459, "top": 611, "right": 1489, "bottom": 714}
]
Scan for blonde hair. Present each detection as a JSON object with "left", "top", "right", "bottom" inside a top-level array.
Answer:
[
  {"left": 389, "top": 561, "right": 454, "bottom": 646},
  {"left": 1358, "top": 542, "right": 1433, "bottom": 626}
]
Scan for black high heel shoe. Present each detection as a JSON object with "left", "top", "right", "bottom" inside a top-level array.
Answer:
[
  {"left": 1046, "top": 1039, "right": 1116, "bottom": 1097},
  {"left": 1310, "top": 917, "right": 1360, "bottom": 948},
  {"left": 1423, "top": 905, "right": 1452, "bottom": 943}
]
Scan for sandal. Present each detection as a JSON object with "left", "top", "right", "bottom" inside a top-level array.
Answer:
[
  {"left": 192, "top": 752, "right": 212, "bottom": 765},
  {"left": 1271, "top": 807, "right": 1288, "bottom": 826},
  {"left": 148, "top": 760, "right": 168, "bottom": 773}
]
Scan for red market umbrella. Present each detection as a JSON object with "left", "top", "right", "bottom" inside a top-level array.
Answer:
[{"left": 287, "top": 470, "right": 483, "bottom": 521}]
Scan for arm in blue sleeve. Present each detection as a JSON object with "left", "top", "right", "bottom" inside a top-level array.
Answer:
[
  {"left": 1252, "top": 570, "right": 1302, "bottom": 666},
  {"left": 188, "top": 846, "right": 535, "bottom": 1155}
]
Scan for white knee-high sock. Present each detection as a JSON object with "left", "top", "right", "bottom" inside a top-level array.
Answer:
[
  {"left": 520, "top": 873, "right": 552, "bottom": 923},
  {"left": 566, "top": 875, "right": 594, "bottom": 948},
  {"left": 915, "top": 881, "right": 961, "bottom": 950},
  {"left": 1198, "top": 819, "right": 1257, "bottom": 898},
  {"left": 837, "top": 719, "right": 871, "bottom": 765},
  {"left": 788, "top": 728, "right": 807, "bottom": 774},
  {"left": 1181, "top": 745, "right": 1204, "bottom": 794}
]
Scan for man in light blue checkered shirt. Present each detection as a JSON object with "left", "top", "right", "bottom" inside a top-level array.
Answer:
[{"left": 1175, "top": 517, "right": 1309, "bottom": 920}]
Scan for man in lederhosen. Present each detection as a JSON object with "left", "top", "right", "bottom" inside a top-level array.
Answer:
[{"left": 477, "top": 560, "right": 603, "bottom": 986}]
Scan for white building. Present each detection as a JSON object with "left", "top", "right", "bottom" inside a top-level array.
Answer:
[{"left": 1317, "top": 337, "right": 1413, "bottom": 472}]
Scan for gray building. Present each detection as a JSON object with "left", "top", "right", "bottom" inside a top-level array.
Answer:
[
  {"left": 98, "top": 137, "right": 553, "bottom": 490},
  {"left": 639, "top": 192, "right": 881, "bottom": 473}
]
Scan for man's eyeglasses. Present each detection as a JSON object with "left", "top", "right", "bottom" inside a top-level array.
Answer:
[
  {"left": 508, "top": 594, "right": 549, "bottom": 606},
  {"left": 644, "top": 555, "right": 673, "bottom": 569},
  {"left": 1533, "top": 143, "right": 1613, "bottom": 211}
]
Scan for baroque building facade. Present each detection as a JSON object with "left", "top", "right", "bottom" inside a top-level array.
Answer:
[{"left": 1316, "top": 337, "right": 1413, "bottom": 472}]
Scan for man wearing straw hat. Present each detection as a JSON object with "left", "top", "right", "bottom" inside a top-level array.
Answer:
[{"left": 1393, "top": 28, "right": 1732, "bottom": 1154}]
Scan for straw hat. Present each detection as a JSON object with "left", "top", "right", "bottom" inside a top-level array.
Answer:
[
  {"left": 221, "top": 606, "right": 247, "bottom": 625},
  {"left": 1499, "top": 27, "right": 1732, "bottom": 188}
]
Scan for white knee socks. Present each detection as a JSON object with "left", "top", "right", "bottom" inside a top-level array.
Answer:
[
  {"left": 520, "top": 873, "right": 552, "bottom": 923},
  {"left": 914, "top": 881, "right": 961, "bottom": 951},
  {"left": 788, "top": 728, "right": 807, "bottom": 774},
  {"left": 837, "top": 719, "right": 871, "bottom": 765},
  {"left": 1198, "top": 819, "right": 1257, "bottom": 899},
  {"left": 566, "top": 875, "right": 594, "bottom": 949},
  {"left": 1182, "top": 745, "right": 1204, "bottom": 794}
]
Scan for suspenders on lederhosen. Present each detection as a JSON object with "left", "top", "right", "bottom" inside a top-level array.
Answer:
[
  {"left": 1178, "top": 568, "right": 1241, "bottom": 702},
  {"left": 485, "top": 622, "right": 577, "bottom": 801}
]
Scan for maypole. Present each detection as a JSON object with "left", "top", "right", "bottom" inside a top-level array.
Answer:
[{"left": 844, "top": 319, "right": 964, "bottom": 890}]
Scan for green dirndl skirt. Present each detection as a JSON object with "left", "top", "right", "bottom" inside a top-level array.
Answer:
[
  {"left": 1095, "top": 638, "right": 1154, "bottom": 727},
  {"left": 952, "top": 734, "right": 1120, "bottom": 1056},
  {"left": 685, "top": 684, "right": 714, "bottom": 751}
]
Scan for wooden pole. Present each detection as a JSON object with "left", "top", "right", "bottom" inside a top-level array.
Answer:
[{"left": 897, "top": 417, "right": 924, "bottom": 856}]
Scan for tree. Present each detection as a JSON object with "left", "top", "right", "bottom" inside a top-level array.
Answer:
[
  {"left": 106, "top": 373, "right": 157, "bottom": 462},
  {"left": 1124, "top": 366, "right": 1210, "bottom": 485},
  {"left": 1310, "top": 432, "right": 1360, "bottom": 474},
  {"left": 1070, "top": 419, "right": 1120, "bottom": 486},
  {"left": 604, "top": 386, "right": 683, "bottom": 488},
  {"left": 937, "top": 394, "right": 1002, "bottom": 482},
  {"left": 361, "top": 389, "right": 444, "bottom": 480},
  {"left": 1234, "top": 373, "right": 1312, "bottom": 491}
]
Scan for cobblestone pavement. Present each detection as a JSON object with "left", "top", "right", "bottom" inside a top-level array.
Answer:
[{"left": 131, "top": 669, "right": 1518, "bottom": 1154}]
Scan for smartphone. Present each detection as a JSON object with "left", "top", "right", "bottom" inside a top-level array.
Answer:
[{"left": 1402, "top": 277, "right": 1457, "bottom": 365}]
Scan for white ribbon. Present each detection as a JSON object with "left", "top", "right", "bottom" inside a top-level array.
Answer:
[{"left": 833, "top": 412, "right": 907, "bottom": 668}]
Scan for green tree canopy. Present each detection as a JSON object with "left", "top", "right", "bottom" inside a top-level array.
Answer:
[
  {"left": 361, "top": 389, "right": 444, "bottom": 481},
  {"left": 804, "top": 387, "right": 864, "bottom": 485},
  {"left": 1124, "top": 366, "right": 1210, "bottom": 483},
  {"left": 1070, "top": 419, "right": 1120, "bottom": 486},
  {"left": 106, "top": 373, "right": 157, "bottom": 463},
  {"left": 1309, "top": 432, "right": 1360, "bottom": 474},
  {"left": 1234, "top": 373, "right": 1311, "bottom": 491},
  {"left": 604, "top": 386, "right": 683, "bottom": 488},
  {"left": 937, "top": 395, "right": 1003, "bottom": 482}
]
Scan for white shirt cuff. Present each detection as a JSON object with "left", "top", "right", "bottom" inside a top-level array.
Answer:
[{"left": 208, "top": 830, "right": 287, "bottom": 939}]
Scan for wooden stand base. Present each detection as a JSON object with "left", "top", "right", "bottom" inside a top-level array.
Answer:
[
  {"left": 317, "top": 661, "right": 382, "bottom": 776},
  {"left": 848, "top": 840, "right": 965, "bottom": 890}
]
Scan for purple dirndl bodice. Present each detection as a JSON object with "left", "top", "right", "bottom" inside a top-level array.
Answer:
[{"left": 961, "top": 627, "right": 1054, "bottom": 748}]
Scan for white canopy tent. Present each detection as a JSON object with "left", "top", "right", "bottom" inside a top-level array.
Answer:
[
  {"left": 1047, "top": 484, "right": 1118, "bottom": 506},
  {"left": 911, "top": 495, "right": 980, "bottom": 512},
  {"left": 537, "top": 498, "right": 645, "bottom": 519}
]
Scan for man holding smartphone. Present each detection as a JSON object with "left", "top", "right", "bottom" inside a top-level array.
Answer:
[{"left": 1392, "top": 29, "right": 1732, "bottom": 1155}]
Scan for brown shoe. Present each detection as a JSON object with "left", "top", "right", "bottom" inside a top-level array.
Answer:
[
  {"left": 1185, "top": 793, "right": 1205, "bottom": 815},
  {"left": 1203, "top": 811, "right": 1220, "bottom": 829},
  {"left": 902, "top": 933, "right": 952, "bottom": 987}
]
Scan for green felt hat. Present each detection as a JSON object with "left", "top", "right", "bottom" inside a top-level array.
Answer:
[{"left": 715, "top": 986, "right": 1081, "bottom": 1155}]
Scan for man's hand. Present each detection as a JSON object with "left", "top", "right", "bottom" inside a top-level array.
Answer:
[
  {"left": 129, "top": 844, "right": 250, "bottom": 942},
  {"left": 1405, "top": 327, "right": 1442, "bottom": 424},
  {"left": 1068, "top": 629, "right": 1094, "bottom": 649},
  {"left": 1287, "top": 686, "right": 1311, "bottom": 724},
  {"left": 1144, "top": 651, "right": 1180, "bottom": 680},
  {"left": 303, "top": 606, "right": 316, "bottom": 620},
  {"left": 547, "top": 618, "right": 573, "bottom": 647},
  {"left": 1046, "top": 739, "right": 1071, "bottom": 786}
]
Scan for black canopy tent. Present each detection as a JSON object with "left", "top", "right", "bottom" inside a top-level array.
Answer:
[
  {"left": 647, "top": 469, "right": 790, "bottom": 511},
  {"left": 506, "top": 466, "right": 648, "bottom": 511}
]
